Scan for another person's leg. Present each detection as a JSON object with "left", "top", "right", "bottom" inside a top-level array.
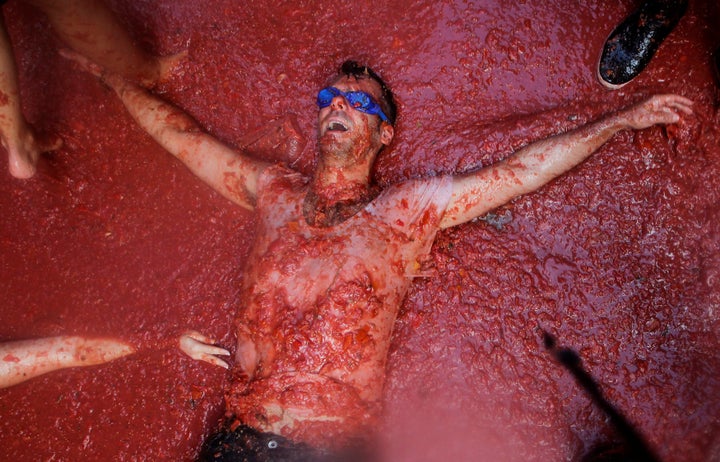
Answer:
[
  {"left": 0, "top": 15, "right": 61, "bottom": 178},
  {"left": 598, "top": 0, "right": 688, "bottom": 89},
  {"left": 25, "top": 0, "right": 181, "bottom": 88}
]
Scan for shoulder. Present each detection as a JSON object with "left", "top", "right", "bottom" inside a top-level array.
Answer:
[
  {"left": 367, "top": 175, "right": 453, "bottom": 233},
  {"left": 254, "top": 164, "right": 309, "bottom": 216},
  {"left": 372, "top": 175, "right": 453, "bottom": 211},
  {"left": 258, "top": 164, "right": 309, "bottom": 191}
]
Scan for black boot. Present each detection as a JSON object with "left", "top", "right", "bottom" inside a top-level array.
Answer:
[{"left": 598, "top": 0, "right": 688, "bottom": 89}]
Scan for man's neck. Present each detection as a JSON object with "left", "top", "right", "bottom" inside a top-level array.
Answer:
[{"left": 303, "top": 165, "right": 377, "bottom": 227}]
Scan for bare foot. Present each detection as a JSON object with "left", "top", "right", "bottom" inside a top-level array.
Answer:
[
  {"left": 61, "top": 47, "right": 188, "bottom": 90},
  {"left": 178, "top": 330, "right": 230, "bottom": 369},
  {"left": 5, "top": 128, "right": 62, "bottom": 179}
]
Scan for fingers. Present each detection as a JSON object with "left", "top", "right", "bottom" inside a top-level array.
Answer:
[
  {"left": 34, "top": 131, "right": 64, "bottom": 154},
  {"left": 668, "top": 96, "right": 693, "bottom": 115},
  {"left": 178, "top": 331, "right": 231, "bottom": 369},
  {"left": 648, "top": 94, "right": 694, "bottom": 116},
  {"left": 179, "top": 336, "right": 231, "bottom": 358},
  {"left": 182, "top": 331, "right": 231, "bottom": 356},
  {"left": 183, "top": 330, "right": 216, "bottom": 344},
  {"left": 197, "top": 343, "right": 231, "bottom": 358},
  {"left": 197, "top": 353, "right": 230, "bottom": 369},
  {"left": 626, "top": 94, "right": 694, "bottom": 129}
]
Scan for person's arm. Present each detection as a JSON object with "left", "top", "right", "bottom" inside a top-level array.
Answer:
[
  {"left": 104, "top": 72, "right": 271, "bottom": 210},
  {"left": 439, "top": 94, "right": 693, "bottom": 229},
  {"left": 0, "top": 332, "right": 229, "bottom": 388},
  {"left": 0, "top": 336, "right": 135, "bottom": 388},
  {"left": 63, "top": 49, "right": 272, "bottom": 210}
]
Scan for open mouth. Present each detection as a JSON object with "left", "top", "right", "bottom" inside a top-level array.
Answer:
[{"left": 327, "top": 121, "right": 348, "bottom": 132}]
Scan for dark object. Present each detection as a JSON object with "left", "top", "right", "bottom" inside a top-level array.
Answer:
[
  {"left": 542, "top": 331, "right": 661, "bottom": 462},
  {"left": 580, "top": 442, "right": 642, "bottom": 462},
  {"left": 598, "top": 0, "right": 688, "bottom": 89},
  {"left": 197, "top": 421, "right": 372, "bottom": 462}
]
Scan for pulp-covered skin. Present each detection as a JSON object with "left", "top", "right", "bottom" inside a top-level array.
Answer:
[{"left": 227, "top": 165, "right": 451, "bottom": 448}]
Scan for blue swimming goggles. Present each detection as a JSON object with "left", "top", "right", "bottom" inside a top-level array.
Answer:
[{"left": 316, "top": 87, "right": 390, "bottom": 124}]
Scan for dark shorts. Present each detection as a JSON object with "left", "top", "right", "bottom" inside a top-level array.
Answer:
[{"left": 198, "top": 421, "right": 373, "bottom": 462}]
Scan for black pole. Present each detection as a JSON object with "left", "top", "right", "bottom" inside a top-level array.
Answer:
[{"left": 542, "top": 331, "right": 661, "bottom": 462}]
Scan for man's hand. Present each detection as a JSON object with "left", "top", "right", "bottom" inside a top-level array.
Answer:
[
  {"left": 619, "top": 94, "right": 694, "bottom": 130},
  {"left": 60, "top": 47, "right": 130, "bottom": 91},
  {"left": 178, "top": 331, "right": 231, "bottom": 369},
  {"left": 442, "top": 93, "right": 694, "bottom": 229}
]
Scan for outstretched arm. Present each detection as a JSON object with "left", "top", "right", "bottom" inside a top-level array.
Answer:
[
  {"left": 106, "top": 73, "right": 271, "bottom": 210},
  {"left": 0, "top": 331, "right": 230, "bottom": 389},
  {"left": 440, "top": 94, "right": 693, "bottom": 229},
  {"left": 0, "top": 336, "right": 135, "bottom": 388},
  {"left": 64, "top": 50, "right": 271, "bottom": 210}
]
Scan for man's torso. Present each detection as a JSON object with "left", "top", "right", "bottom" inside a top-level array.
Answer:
[{"left": 227, "top": 165, "right": 452, "bottom": 448}]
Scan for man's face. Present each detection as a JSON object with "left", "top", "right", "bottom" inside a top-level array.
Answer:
[{"left": 317, "top": 76, "right": 393, "bottom": 164}]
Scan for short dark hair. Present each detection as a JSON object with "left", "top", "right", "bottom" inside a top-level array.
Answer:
[{"left": 338, "top": 60, "right": 397, "bottom": 125}]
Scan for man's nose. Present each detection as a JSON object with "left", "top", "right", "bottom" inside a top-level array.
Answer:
[{"left": 330, "top": 95, "right": 346, "bottom": 110}]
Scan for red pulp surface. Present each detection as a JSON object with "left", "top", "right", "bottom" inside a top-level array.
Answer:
[{"left": 0, "top": 0, "right": 718, "bottom": 460}]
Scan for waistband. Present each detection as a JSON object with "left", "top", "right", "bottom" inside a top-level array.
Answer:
[
  {"left": 198, "top": 420, "right": 374, "bottom": 462},
  {"left": 226, "top": 371, "right": 379, "bottom": 438}
]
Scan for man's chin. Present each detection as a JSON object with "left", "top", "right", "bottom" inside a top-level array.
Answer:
[
  {"left": 318, "top": 133, "right": 350, "bottom": 152},
  {"left": 320, "top": 129, "right": 350, "bottom": 140}
]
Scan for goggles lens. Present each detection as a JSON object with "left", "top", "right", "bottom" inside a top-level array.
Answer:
[{"left": 316, "top": 87, "right": 390, "bottom": 123}]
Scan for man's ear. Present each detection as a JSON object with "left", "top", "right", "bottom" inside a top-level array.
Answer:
[{"left": 380, "top": 123, "right": 394, "bottom": 146}]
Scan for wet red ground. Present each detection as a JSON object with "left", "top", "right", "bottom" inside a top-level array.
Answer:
[{"left": 1, "top": 0, "right": 719, "bottom": 460}]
